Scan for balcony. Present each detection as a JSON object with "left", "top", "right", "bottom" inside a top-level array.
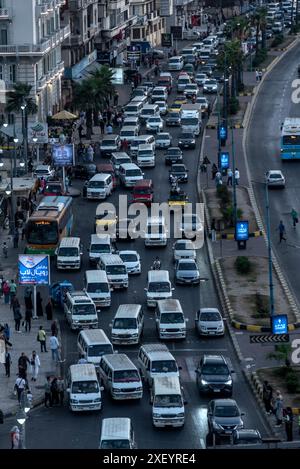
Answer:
[
  {"left": 69, "top": 0, "right": 96, "bottom": 9},
  {"left": 101, "top": 15, "right": 138, "bottom": 39},
  {"left": 0, "top": 8, "right": 12, "bottom": 19},
  {"left": 37, "top": 76, "right": 47, "bottom": 90}
]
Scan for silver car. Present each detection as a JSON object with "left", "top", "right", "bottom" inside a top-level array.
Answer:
[
  {"left": 173, "top": 240, "right": 196, "bottom": 261},
  {"left": 195, "top": 308, "right": 225, "bottom": 336},
  {"left": 203, "top": 78, "right": 218, "bottom": 93},
  {"left": 265, "top": 170, "right": 285, "bottom": 188},
  {"left": 175, "top": 259, "right": 200, "bottom": 285}
]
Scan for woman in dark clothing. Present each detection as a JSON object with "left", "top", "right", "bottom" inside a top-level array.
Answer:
[
  {"left": 24, "top": 286, "right": 33, "bottom": 310},
  {"left": 25, "top": 308, "right": 32, "bottom": 332},
  {"left": 51, "top": 320, "right": 58, "bottom": 337},
  {"left": 36, "top": 292, "right": 43, "bottom": 317},
  {"left": 46, "top": 298, "right": 53, "bottom": 320}
]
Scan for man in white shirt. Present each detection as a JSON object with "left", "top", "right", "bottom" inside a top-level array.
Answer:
[
  {"left": 49, "top": 334, "right": 60, "bottom": 362},
  {"left": 234, "top": 168, "right": 240, "bottom": 185}
]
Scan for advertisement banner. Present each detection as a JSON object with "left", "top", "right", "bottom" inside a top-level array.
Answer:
[
  {"left": 28, "top": 122, "right": 49, "bottom": 144},
  {"left": 161, "top": 33, "right": 173, "bottom": 48},
  {"left": 170, "top": 26, "right": 183, "bottom": 40},
  {"left": 18, "top": 255, "right": 50, "bottom": 285},
  {"left": 218, "top": 151, "right": 230, "bottom": 170},
  {"left": 235, "top": 221, "right": 249, "bottom": 241},
  {"left": 52, "top": 144, "right": 75, "bottom": 166},
  {"left": 272, "top": 315, "right": 288, "bottom": 335}
]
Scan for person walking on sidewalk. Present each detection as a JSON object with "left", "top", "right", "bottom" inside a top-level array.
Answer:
[
  {"left": 46, "top": 298, "right": 53, "bottom": 320},
  {"left": 3, "top": 323, "right": 10, "bottom": 342},
  {"left": 49, "top": 333, "right": 60, "bottom": 362},
  {"left": 255, "top": 69, "right": 259, "bottom": 82},
  {"left": 234, "top": 168, "right": 240, "bottom": 185},
  {"left": 9, "top": 279, "right": 17, "bottom": 302},
  {"left": 11, "top": 296, "right": 22, "bottom": 332},
  {"left": 18, "top": 352, "right": 30, "bottom": 380},
  {"left": 13, "top": 228, "right": 19, "bottom": 248},
  {"left": 4, "top": 350, "right": 11, "bottom": 377},
  {"left": 278, "top": 220, "right": 287, "bottom": 243},
  {"left": 51, "top": 320, "right": 58, "bottom": 337},
  {"left": 30, "top": 350, "right": 40, "bottom": 382},
  {"left": 38, "top": 325, "right": 47, "bottom": 352},
  {"left": 227, "top": 168, "right": 233, "bottom": 186},
  {"left": 57, "top": 376, "right": 65, "bottom": 406},
  {"left": 3, "top": 280, "right": 10, "bottom": 304},
  {"left": 291, "top": 208, "right": 298, "bottom": 228},
  {"left": 24, "top": 286, "right": 33, "bottom": 311},
  {"left": 113, "top": 92, "right": 119, "bottom": 107},
  {"left": 284, "top": 407, "right": 294, "bottom": 441},
  {"left": 14, "top": 375, "right": 27, "bottom": 403},
  {"left": 274, "top": 390, "right": 284, "bottom": 427},
  {"left": 262, "top": 380, "right": 273, "bottom": 414},
  {"left": 211, "top": 163, "right": 218, "bottom": 180},
  {"left": 51, "top": 377, "right": 60, "bottom": 406},
  {"left": 44, "top": 376, "right": 52, "bottom": 408},
  {"left": 25, "top": 307, "right": 32, "bottom": 332}
]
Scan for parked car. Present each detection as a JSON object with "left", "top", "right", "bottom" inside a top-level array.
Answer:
[
  {"left": 165, "top": 147, "right": 183, "bottom": 165},
  {"left": 174, "top": 259, "right": 200, "bottom": 285},
  {"left": 207, "top": 399, "right": 244, "bottom": 439},
  {"left": 195, "top": 355, "right": 233, "bottom": 396},
  {"left": 195, "top": 308, "right": 225, "bottom": 336}
]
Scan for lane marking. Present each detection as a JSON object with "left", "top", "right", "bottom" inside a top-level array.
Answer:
[
  {"left": 200, "top": 438, "right": 206, "bottom": 449},
  {"left": 185, "top": 356, "right": 197, "bottom": 382}
]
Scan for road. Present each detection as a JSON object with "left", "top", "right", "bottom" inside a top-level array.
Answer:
[
  {"left": 246, "top": 40, "right": 300, "bottom": 309},
  {"left": 0, "top": 66, "right": 270, "bottom": 449}
]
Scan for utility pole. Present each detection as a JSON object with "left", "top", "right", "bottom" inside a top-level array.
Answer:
[{"left": 265, "top": 181, "right": 275, "bottom": 327}]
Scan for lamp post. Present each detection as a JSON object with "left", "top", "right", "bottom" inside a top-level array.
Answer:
[
  {"left": 20, "top": 102, "right": 28, "bottom": 173},
  {"left": 230, "top": 121, "right": 237, "bottom": 229},
  {"left": 32, "top": 136, "right": 39, "bottom": 165},
  {"left": 16, "top": 392, "right": 31, "bottom": 449}
]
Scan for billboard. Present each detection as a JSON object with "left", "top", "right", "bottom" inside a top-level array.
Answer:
[
  {"left": 52, "top": 144, "right": 75, "bottom": 166},
  {"left": 161, "top": 33, "right": 173, "bottom": 48},
  {"left": 235, "top": 221, "right": 249, "bottom": 241},
  {"left": 19, "top": 255, "right": 50, "bottom": 285},
  {"left": 170, "top": 26, "right": 183, "bottom": 40},
  {"left": 218, "top": 151, "right": 230, "bottom": 170},
  {"left": 28, "top": 122, "right": 49, "bottom": 144},
  {"left": 272, "top": 314, "right": 288, "bottom": 335}
]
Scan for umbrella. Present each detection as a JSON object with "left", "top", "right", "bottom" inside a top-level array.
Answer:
[{"left": 51, "top": 110, "right": 78, "bottom": 120}]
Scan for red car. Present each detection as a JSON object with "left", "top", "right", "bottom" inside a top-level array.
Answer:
[
  {"left": 96, "top": 163, "right": 117, "bottom": 189},
  {"left": 132, "top": 179, "right": 153, "bottom": 206},
  {"left": 44, "top": 181, "right": 64, "bottom": 196}
]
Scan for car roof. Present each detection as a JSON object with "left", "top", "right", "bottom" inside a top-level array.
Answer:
[
  {"left": 212, "top": 399, "right": 238, "bottom": 406},
  {"left": 200, "top": 308, "right": 221, "bottom": 314},
  {"left": 203, "top": 354, "right": 226, "bottom": 364},
  {"left": 119, "top": 250, "right": 138, "bottom": 256}
]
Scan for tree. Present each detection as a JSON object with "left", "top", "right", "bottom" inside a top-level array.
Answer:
[
  {"left": 251, "top": 7, "right": 267, "bottom": 53},
  {"left": 218, "top": 39, "right": 244, "bottom": 99},
  {"left": 5, "top": 82, "right": 38, "bottom": 116},
  {"left": 267, "top": 344, "right": 292, "bottom": 368}
]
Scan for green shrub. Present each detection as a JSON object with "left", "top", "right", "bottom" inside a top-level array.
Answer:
[
  {"left": 286, "top": 371, "right": 299, "bottom": 393},
  {"left": 271, "top": 34, "right": 284, "bottom": 47},
  {"left": 235, "top": 256, "right": 251, "bottom": 275},
  {"left": 216, "top": 185, "right": 231, "bottom": 206},
  {"left": 222, "top": 205, "right": 243, "bottom": 226},
  {"left": 229, "top": 97, "right": 240, "bottom": 115},
  {"left": 253, "top": 292, "right": 269, "bottom": 318},
  {"left": 252, "top": 48, "right": 267, "bottom": 67}
]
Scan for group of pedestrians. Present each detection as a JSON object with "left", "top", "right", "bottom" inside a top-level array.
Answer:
[
  {"left": 44, "top": 375, "right": 65, "bottom": 408},
  {"left": 211, "top": 163, "right": 240, "bottom": 187},
  {"left": 277, "top": 209, "right": 299, "bottom": 244}
]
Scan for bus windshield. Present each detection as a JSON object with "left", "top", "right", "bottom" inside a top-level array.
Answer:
[
  {"left": 154, "top": 394, "right": 182, "bottom": 407},
  {"left": 27, "top": 220, "right": 58, "bottom": 245},
  {"left": 282, "top": 135, "right": 300, "bottom": 145}
]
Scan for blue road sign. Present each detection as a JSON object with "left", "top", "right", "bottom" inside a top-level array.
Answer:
[
  {"left": 235, "top": 220, "right": 249, "bottom": 241},
  {"left": 18, "top": 255, "right": 50, "bottom": 285},
  {"left": 219, "top": 151, "right": 230, "bottom": 170},
  {"left": 272, "top": 314, "right": 288, "bottom": 335}
]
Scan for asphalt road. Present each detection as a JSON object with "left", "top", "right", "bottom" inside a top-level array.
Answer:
[
  {"left": 246, "top": 40, "right": 300, "bottom": 309},
  {"left": 0, "top": 68, "right": 270, "bottom": 449}
]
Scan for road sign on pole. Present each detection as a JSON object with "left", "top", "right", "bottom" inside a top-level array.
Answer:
[{"left": 250, "top": 334, "right": 290, "bottom": 344}]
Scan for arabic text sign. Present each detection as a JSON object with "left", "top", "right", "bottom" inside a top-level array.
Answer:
[
  {"left": 52, "top": 144, "right": 75, "bottom": 166},
  {"left": 272, "top": 314, "right": 288, "bottom": 335},
  {"left": 28, "top": 122, "right": 49, "bottom": 144},
  {"left": 18, "top": 255, "right": 50, "bottom": 285},
  {"left": 235, "top": 220, "right": 249, "bottom": 241}
]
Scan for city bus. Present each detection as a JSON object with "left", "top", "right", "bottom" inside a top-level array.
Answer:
[
  {"left": 25, "top": 196, "right": 73, "bottom": 255},
  {"left": 280, "top": 118, "right": 300, "bottom": 160}
]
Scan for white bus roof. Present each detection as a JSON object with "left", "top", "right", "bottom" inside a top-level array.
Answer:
[
  {"left": 85, "top": 270, "right": 108, "bottom": 283},
  {"left": 157, "top": 299, "right": 183, "bottom": 313},
  {"left": 99, "top": 253, "right": 124, "bottom": 265},
  {"left": 69, "top": 363, "right": 97, "bottom": 381},
  {"left": 148, "top": 270, "right": 170, "bottom": 283},
  {"left": 153, "top": 376, "right": 181, "bottom": 395},
  {"left": 59, "top": 237, "right": 80, "bottom": 248},
  {"left": 101, "top": 418, "right": 131, "bottom": 440},
  {"left": 102, "top": 353, "right": 137, "bottom": 370},
  {"left": 282, "top": 118, "right": 300, "bottom": 134},
  {"left": 90, "top": 233, "right": 111, "bottom": 244},
  {"left": 115, "top": 304, "right": 142, "bottom": 318},
  {"left": 78, "top": 329, "right": 111, "bottom": 346}
]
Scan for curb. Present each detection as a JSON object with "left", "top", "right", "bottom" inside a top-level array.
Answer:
[
  {"left": 238, "top": 91, "right": 254, "bottom": 96},
  {"left": 208, "top": 230, "right": 263, "bottom": 240},
  {"left": 206, "top": 123, "right": 244, "bottom": 130}
]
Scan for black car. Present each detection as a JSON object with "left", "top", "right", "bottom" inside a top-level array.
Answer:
[
  {"left": 166, "top": 112, "right": 181, "bottom": 126},
  {"left": 178, "top": 132, "right": 196, "bottom": 149},
  {"left": 199, "top": 65, "right": 213, "bottom": 77},
  {"left": 195, "top": 355, "right": 234, "bottom": 396},
  {"left": 212, "top": 69, "right": 225, "bottom": 83},
  {"left": 169, "top": 163, "right": 188, "bottom": 183},
  {"left": 165, "top": 147, "right": 183, "bottom": 165},
  {"left": 72, "top": 163, "right": 97, "bottom": 180}
]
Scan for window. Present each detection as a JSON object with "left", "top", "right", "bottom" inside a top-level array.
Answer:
[
  {"left": 0, "top": 65, "right": 2, "bottom": 80},
  {"left": 0, "top": 29, "right": 7, "bottom": 45},
  {"left": 46, "top": 20, "right": 51, "bottom": 36},
  {"left": 132, "top": 28, "right": 140, "bottom": 40},
  {"left": 154, "top": 24, "right": 157, "bottom": 32},
  {"left": 9, "top": 65, "right": 16, "bottom": 83}
]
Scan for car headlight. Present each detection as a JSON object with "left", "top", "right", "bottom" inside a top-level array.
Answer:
[
  {"left": 112, "top": 388, "right": 121, "bottom": 393},
  {"left": 225, "top": 379, "right": 232, "bottom": 385},
  {"left": 70, "top": 399, "right": 79, "bottom": 404},
  {"left": 153, "top": 413, "right": 161, "bottom": 418},
  {"left": 74, "top": 320, "right": 79, "bottom": 324},
  {"left": 160, "top": 328, "right": 167, "bottom": 332},
  {"left": 94, "top": 398, "right": 101, "bottom": 402},
  {"left": 212, "top": 422, "right": 222, "bottom": 430},
  {"left": 132, "top": 333, "right": 138, "bottom": 338},
  {"left": 217, "top": 324, "right": 224, "bottom": 330},
  {"left": 237, "top": 422, "right": 244, "bottom": 429},
  {"left": 201, "top": 379, "right": 208, "bottom": 385}
]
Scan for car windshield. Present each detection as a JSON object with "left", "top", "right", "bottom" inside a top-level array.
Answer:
[
  {"left": 114, "top": 370, "right": 140, "bottom": 382},
  {"left": 168, "top": 148, "right": 181, "bottom": 155},
  {"left": 45, "top": 185, "right": 61, "bottom": 193},
  {"left": 160, "top": 313, "right": 184, "bottom": 324},
  {"left": 134, "top": 188, "right": 151, "bottom": 195},
  {"left": 200, "top": 312, "right": 221, "bottom": 321},
  {"left": 151, "top": 360, "right": 178, "bottom": 373},
  {"left": 181, "top": 118, "right": 198, "bottom": 125},
  {"left": 202, "top": 364, "right": 229, "bottom": 375},
  {"left": 157, "top": 134, "right": 169, "bottom": 140},
  {"left": 154, "top": 395, "right": 182, "bottom": 407},
  {"left": 269, "top": 173, "right": 281, "bottom": 179},
  {"left": 90, "top": 244, "right": 110, "bottom": 253},
  {"left": 113, "top": 318, "right": 137, "bottom": 329},
  {"left": 178, "top": 262, "right": 197, "bottom": 270},
  {"left": 138, "top": 151, "right": 153, "bottom": 157},
  {"left": 180, "top": 133, "right": 194, "bottom": 139},
  {"left": 88, "top": 344, "right": 113, "bottom": 357},
  {"left": 36, "top": 169, "right": 50, "bottom": 174},
  {"left": 148, "top": 118, "right": 160, "bottom": 123},
  {"left": 205, "top": 80, "right": 217, "bottom": 85},
  {"left": 71, "top": 380, "right": 99, "bottom": 393},
  {"left": 119, "top": 253, "right": 138, "bottom": 262},
  {"left": 101, "top": 440, "right": 130, "bottom": 449},
  {"left": 87, "top": 282, "right": 109, "bottom": 293},
  {"left": 106, "top": 265, "right": 127, "bottom": 275},
  {"left": 88, "top": 181, "right": 105, "bottom": 188},
  {"left": 58, "top": 247, "right": 78, "bottom": 257},
  {"left": 215, "top": 405, "right": 240, "bottom": 417},
  {"left": 175, "top": 241, "right": 192, "bottom": 250},
  {"left": 148, "top": 281, "right": 170, "bottom": 293},
  {"left": 102, "top": 139, "right": 116, "bottom": 146},
  {"left": 73, "top": 304, "right": 95, "bottom": 315},
  {"left": 127, "top": 169, "right": 142, "bottom": 176},
  {"left": 168, "top": 113, "right": 180, "bottom": 118},
  {"left": 121, "top": 130, "right": 135, "bottom": 136},
  {"left": 186, "top": 85, "right": 197, "bottom": 89}
]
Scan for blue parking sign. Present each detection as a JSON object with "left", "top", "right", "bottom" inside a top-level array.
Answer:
[
  {"left": 18, "top": 255, "right": 50, "bottom": 285},
  {"left": 235, "top": 220, "right": 249, "bottom": 241},
  {"left": 272, "top": 314, "right": 288, "bottom": 334}
]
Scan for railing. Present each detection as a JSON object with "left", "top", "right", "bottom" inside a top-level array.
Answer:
[
  {"left": 37, "top": 76, "right": 47, "bottom": 90},
  {"left": 0, "top": 40, "right": 51, "bottom": 55},
  {"left": 0, "top": 8, "right": 11, "bottom": 18}
]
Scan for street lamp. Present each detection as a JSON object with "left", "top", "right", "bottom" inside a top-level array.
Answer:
[
  {"left": 16, "top": 392, "right": 31, "bottom": 449},
  {"left": 32, "top": 136, "right": 40, "bottom": 165},
  {"left": 20, "top": 102, "right": 28, "bottom": 173},
  {"left": 5, "top": 184, "right": 11, "bottom": 196}
]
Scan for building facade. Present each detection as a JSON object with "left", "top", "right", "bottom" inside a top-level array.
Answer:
[
  {"left": 130, "top": 0, "right": 166, "bottom": 49},
  {"left": 0, "top": 0, "right": 70, "bottom": 123}
]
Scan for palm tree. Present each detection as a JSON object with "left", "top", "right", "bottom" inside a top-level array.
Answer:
[
  {"left": 5, "top": 82, "right": 38, "bottom": 116},
  {"left": 251, "top": 7, "right": 267, "bottom": 54},
  {"left": 218, "top": 39, "right": 244, "bottom": 99}
]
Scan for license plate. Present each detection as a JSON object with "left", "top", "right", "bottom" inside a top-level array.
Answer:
[
  {"left": 209, "top": 331, "right": 216, "bottom": 335},
  {"left": 214, "top": 389, "right": 221, "bottom": 392},
  {"left": 184, "top": 144, "right": 189, "bottom": 147}
]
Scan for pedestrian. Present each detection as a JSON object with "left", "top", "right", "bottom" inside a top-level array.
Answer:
[
  {"left": 234, "top": 168, "right": 240, "bottom": 185},
  {"left": 284, "top": 407, "right": 293, "bottom": 441},
  {"left": 106, "top": 123, "right": 113, "bottom": 134},
  {"left": 3, "top": 323, "right": 10, "bottom": 342},
  {"left": 227, "top": 168, "right": 233, "bottom": 186},
  {"left": 44, "top": 376, "right": 52, "bottom": 408},
  {"left": 49, "top": 333, "right": 60, "bottom": 362},
  {"left": 10, "top": 426, "right": 20, "bottom": 449},
  {"left": 14, "top": 375, "right": 27, "bottom": 403},
  {"left": 274, "top": 390, "right": 284, "bottom": 427},
  {"left": 255, "top": 69, "right": 259, "bottom": 82},
  {"left": 99, "top": 119, "right": 105, "bottom": 134},
  {"left": 51, "top": 377, "right": 60, "bottom": 406},
  {"left": 30, "top": 350, "right": 40, "bottom": 382},
  {"left": 13, "top": 228, "right": 19, "bottom": 248},
  {"left": 51, "top": 320, "right": 58, "bottom": 337},
  {"left": 262, "top": 380, "right": 273, "bottom": 414},
  {"left": 78, "top": 354, "right": 88, "bottom": 364},
  {"left": 57, "top": 376, "right": 65, "bottom": 406},
  {"left": 9, "top": 279, "right": 17, "bottom": 302},
  {"left": 36, "top": 292, "right": 43, "bottom": 317},
  {"left": 3, "top": 280, "right": 10, "bottom": 304},
  {"left": 78, "top": 124, "right": 83, "bottom": 140},
  {"left": 45, "top": 298, "right": 53, "bottom": 320},
  {"left": 11, "top": 297, "right": 22, "bottom": 332},
  {"left": 25, "top": 307, "right": 32, "bottom": 332},
  {"left": 291, "top": 208, "right": 298, "bottom": 228},
  {"left": 258, "top": 70, "right": 263, "bottom": 81},
  {"left": 113, "top": 92, "right": 119, "bottom": 107},
  {"left": 24, "top": 286, "right": 33, "bottom": 310},
  {"left": 18, "top": 352, "right": 30, "bottom": 380},
  {"left": 37, "top": 325, "right": 47, "bottom": 352},
  {"left": 211, "top": 163, "right": 218, "bottom": 180},
  {"left": 4, "top": 350, "right": 11, "bottom": 377},
  {"left": 278, "top": 220, "right": 287, "bottom": 243},
  {"left": 86, "top": 144, "right": 94, "bottom": 162},
  {"left": 211, "top": 218, "right": 217, "bottom": 242},
  {"left": 2, "top": 241, "right": 8, "bottom": 258},
  {"left": 215, "top": 170, "right": 222, "bottom": 187}
]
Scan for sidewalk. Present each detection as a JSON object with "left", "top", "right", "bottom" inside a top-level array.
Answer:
[{"left": 0, "top": 230, "right": 61, "bottom": 418}]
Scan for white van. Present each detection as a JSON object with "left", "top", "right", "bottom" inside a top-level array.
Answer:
[
  {"left": 67, "top": 364, "right": 103, "bottom": 412},
  {"left": 177, "top": 74, "right": 191, "bottom": 92},
  {"left": 98, "top": 253, "right": 128, "bottom": 289},
  {"left": 168, "top": 56, "right": 184, "bottom": 71},
  {"left": 119, "top": 125, "right": 139, "bottom": 144},
  {"left": 110, "top": 152, "right": 132, "bottom": 176},
  {"left": 130, "top": 135, "right": 155, "bottom": 157},
  {"left": 145, "top": 270, "right": 174, "bottom": 307},
  {"left": 64, "top": 290, "right": 98, "bottom": 330},
  {"left": 99, "top": 418, "right": 136, "bottom": 449},
  {"left": 144, "top": 216, "right": 167, "bottom": 247},
  {"left": 151, "top": 86, "right": 168, "bottom": 103},
  {"left": 151, "top": 376, "right": 185, "bottom": 428},
  {"left": 77, "top": 329, "right": 114, "bottom": 368},
  {"left": 86, "top": 173, "right": 113, "bottom": 200},
  {"left": 156, "top": 299, "right": 186, "bottom": 340},
  {"left": 119, "top": 162, "right": 144, "bottom": 188},
  {"left": 111, "top": 304, "right": 144, "bottom": 345},
  {"left": 137, "top": 143, "right": 155, "bottom": 168},
  {"left": 84, "top": 270, "right": 111, "bottom": 308},
  {"left": 56, "top": 237, "right": 83, "bottom": 271},
  {"left": 124, "top": 101, "right": 144, "bottom": 117},
  {"left": 137, "top": 343, "right": 180, "bottom": 387},
  {"left": 140, "top": 104, "right": 160, "bottom": 122},
  {"left": 99, "top": 354, "right": 143, "bottom": 400},
  {"left": 88, "top": 233, "right": 112, "bottom": 266}
]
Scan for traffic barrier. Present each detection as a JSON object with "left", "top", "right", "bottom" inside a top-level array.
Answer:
[
  {"left": 206, "top": 123, "right": 244, "bottom": 130},
  {"left": 208, "top": 230, "right": 263, "bottom": 240},
  {"left": 238, "top": 91, "right": 254, "bottom": 96}
]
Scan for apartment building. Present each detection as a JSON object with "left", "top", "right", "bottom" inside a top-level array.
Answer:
[
  {"left": 130, "top": 0, "right": 166, "bottom": 48},
  {"left": 0, "top": 0, "right": 70, "bottom": 122}
]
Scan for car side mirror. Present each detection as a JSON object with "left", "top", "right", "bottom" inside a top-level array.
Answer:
[
  {"left": 171, "top": 287, "right": 175, "bottom": 291},
  {"left": 178, "top": 366, "right": 182, "bottom": 370},
  {"left": 109, "top": 323, "right": 112, "bottom": 328},
  {"left": 66, "top": 388, "right": 70, "bottom": 393},
  {"left": 184, "top": 400, "right": 188, "bottom": 405},
  {"left": 144, "top": 288, "right": 148, "bottom": 291}
]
